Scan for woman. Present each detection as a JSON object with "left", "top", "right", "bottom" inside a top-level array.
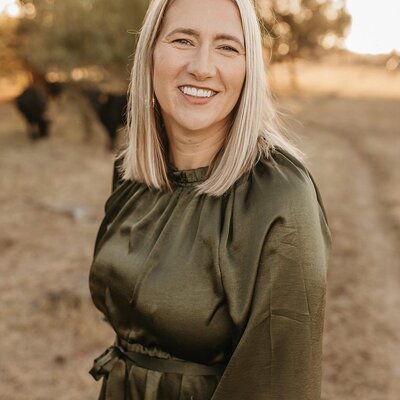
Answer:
[{"left": 89, "top": 0, "right": 331, "bottom": 399}]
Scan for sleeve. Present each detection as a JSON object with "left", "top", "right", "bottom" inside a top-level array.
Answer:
[{"left": 211, "top": 176, "right": 331, "bottom": 400}]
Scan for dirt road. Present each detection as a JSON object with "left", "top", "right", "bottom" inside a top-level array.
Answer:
[{"left": 1, "top": 60, "right": 399, "bottom": 399}]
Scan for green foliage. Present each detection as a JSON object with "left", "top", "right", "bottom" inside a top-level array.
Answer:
[
  {"left": 16, "top": 0, "right": 149, "bottom": 75},
  {"left": 256, "top": 0, "right": 352, "bottom": 61}
]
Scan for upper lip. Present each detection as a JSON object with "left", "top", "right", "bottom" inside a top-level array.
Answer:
[{"left": 178, "top": 84, "right": 219, "bottom": 93}]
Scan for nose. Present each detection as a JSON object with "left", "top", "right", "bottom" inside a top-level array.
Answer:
[{"left": 187, "top": 44, "right": 216, "bottom": 80}]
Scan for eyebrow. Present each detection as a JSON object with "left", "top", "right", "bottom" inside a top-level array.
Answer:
[{"left": 165, "top": 28, "right": 245, "bottom": 51}]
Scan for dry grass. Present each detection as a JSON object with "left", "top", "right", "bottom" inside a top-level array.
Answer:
[{"left": 1, "top": 54, "right": 399, "bottom": 399}]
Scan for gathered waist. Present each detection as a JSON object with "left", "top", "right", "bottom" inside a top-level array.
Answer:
[{"left": 89, "top": 343, "right": 226, "bottom": 381}]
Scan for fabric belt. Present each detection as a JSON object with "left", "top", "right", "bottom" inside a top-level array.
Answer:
[{"left": 89, "top": 345, "right": 226, "bottom": 381}]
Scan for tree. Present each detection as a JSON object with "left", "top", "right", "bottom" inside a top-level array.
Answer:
[
  {"left": 255, "top": 0, "right": 351, "bottom": 87},
  {"left": 256, "top": 0, "right": 351, "bottom": 61},
  {"left": 14, "top": 0, "right": 149, "bottom": 81}
]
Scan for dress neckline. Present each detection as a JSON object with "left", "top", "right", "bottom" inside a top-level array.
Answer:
[{"left": 167, "top": 162, "right": 209, "bottom": 185}]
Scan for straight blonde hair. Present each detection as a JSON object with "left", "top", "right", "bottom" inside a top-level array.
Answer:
[{"left": 118, "top": 0, "right": 302, "bottom": 197}]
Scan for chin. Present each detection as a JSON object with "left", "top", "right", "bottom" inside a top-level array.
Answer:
[
  {"left": 180, "top": 120, "right": 216, "bottom": 132},
  {"left": 176, "top": 113, "right": 219, "bottom": 132}
]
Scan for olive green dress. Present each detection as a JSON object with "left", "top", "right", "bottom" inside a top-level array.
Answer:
[{"left": 89, "top": 148, "right": 331, "bottom": 400}]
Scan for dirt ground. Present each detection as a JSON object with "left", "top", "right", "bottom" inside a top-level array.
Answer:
[{"left": 1, "top": 57, "right": 399, "bottom": 399}]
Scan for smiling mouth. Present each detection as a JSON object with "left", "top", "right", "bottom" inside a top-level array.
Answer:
[{"left": 178, "top": 86, "right": 218, "bottom": 98}]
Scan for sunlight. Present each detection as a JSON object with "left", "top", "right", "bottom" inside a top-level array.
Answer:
[
  {"left": 345, "top": 0, "right": 400, "bottom": 54},
  {"left": 0, "top": 0, "right": 21, "bottom": 17}
]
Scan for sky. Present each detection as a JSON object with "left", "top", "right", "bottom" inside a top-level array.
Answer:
[
  {"left": 1, "top": 0, "right": 400, "bottom": 55},
  {"left": 0, "top": 0, "right": 19, "bottom": 18},
  {"left": 344, "top": 0, "right": 400, "bottom": 54}
]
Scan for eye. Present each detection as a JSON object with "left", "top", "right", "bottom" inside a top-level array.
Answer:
[
  {"left": 219, "top": 45, "right": 239, "bottom": 53},
  {"left": 172, "top": 38, "right": 193, "bottom": 46}
]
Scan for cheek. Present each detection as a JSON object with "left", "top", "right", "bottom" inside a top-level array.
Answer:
[
  {"left": 153, "top": 47, "right": 182, "bottom": 94},
  {"left": 225, "top": 61, "right": 246, "bottom": 97},
  {"left": 153, "top": 48, "right": 170, "bottom": 95}
]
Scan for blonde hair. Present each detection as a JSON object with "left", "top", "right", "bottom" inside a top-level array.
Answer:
[{"left": 118, "top": 0, "right": 302, "bottom": 197}]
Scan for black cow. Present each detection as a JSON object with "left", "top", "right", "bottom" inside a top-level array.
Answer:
[
  {"left": 15, "top": 82, "right": 63, "bottom": 140},
  {"left": 84, "top": 89, "right": 127, "bottom": 151}
]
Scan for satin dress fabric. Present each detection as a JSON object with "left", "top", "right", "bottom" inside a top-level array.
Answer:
[{"left": 89, "top": 148, "right": 331, "bottom": 400}]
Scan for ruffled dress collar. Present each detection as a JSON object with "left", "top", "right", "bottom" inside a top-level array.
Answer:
[{"left": 167, "top": 162, "right": 209, "bottom": 185}]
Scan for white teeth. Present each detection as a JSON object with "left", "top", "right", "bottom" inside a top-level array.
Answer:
[{"left": 179, "top": 86, "right": 216, "bottom": 98}]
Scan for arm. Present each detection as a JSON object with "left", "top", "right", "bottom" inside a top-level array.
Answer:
[
  {"left": 259, "top": 200, "right": 329, "bottom": 399},
  {"left": 212, "top": 173, "right": 330, "bottom": 400}
]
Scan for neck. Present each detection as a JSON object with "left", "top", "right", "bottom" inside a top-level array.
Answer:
[{"left": 165, "top": 123, "right": 228, "bottom": 170}]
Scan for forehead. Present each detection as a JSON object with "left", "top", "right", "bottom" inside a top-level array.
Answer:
[{"left": 161, "top": 0, "right": 243, "bottom": 37}]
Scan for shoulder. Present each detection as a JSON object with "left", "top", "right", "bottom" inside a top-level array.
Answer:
[
  {"left": 236, "top": 147, "right": 330, "bottom": 243},
  {"left": 258, "top": 148, "right": 331, "bottom": 245},
  {"left": 248, "top": 147, "right": 319, "bottom": 211}
]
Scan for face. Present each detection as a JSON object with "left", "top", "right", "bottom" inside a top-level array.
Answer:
[{"left": 152, "top": 0, "right": 246, "bottom": 137}]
